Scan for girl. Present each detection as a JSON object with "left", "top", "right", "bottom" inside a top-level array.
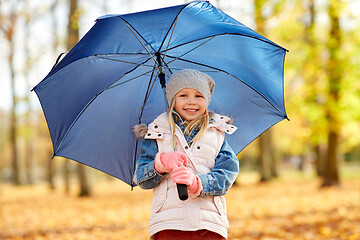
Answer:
[{"left": 133, "top": 69, "right": 239, "bottom": 240}]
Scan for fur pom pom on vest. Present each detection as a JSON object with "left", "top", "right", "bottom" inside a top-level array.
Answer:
[{"left": 132, "top": 124, "right": 148, "bottom": 139}]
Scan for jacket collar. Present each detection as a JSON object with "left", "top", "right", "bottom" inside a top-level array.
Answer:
[{"left": 171, "top": 110, "right": 184, "bottom": 126}]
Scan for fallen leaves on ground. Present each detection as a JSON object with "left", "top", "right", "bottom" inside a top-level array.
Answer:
[
  {"left": 0, "top": 178, "right": 359, "bottom": 240},
  {"left": 226, "top": 179, "right": 360, "bottom": 240}
]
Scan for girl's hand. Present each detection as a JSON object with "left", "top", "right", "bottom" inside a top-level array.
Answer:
[
  {"left": 171, "top": 166, "right": 200, "bottom": 194},
  {"left": 154, "top": 152, "right": 188, "bottom": 174}
]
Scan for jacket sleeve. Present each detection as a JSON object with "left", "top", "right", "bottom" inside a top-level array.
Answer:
[
  {"left": 197, "top": 139, "right": 239, "bottom": 196},
  {"left": 133, "top": 138, "right": 166, "bottom": 189}
]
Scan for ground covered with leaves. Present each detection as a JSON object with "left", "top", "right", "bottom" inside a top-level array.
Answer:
[{"left": 0, "top": 175, "right": 359, "bottom": 240}]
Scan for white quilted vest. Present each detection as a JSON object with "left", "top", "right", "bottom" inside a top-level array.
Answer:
[{"left": 145, "top": 112, "right": 236, "bottom": 239}]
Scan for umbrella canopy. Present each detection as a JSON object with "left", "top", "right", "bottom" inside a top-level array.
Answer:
[{"left": 33, "top": 1, "right": 288, "bottom": 186}]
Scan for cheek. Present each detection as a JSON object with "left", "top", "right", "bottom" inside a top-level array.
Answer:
[
  {"left": 174, "top": 104, "right": 180, "bottom": 113},
  {"left": 199, "top": 108, "right": 206, "bottom": 115},
  {"left": 197, "top": 102, "right": 207, "bottom": 115},
  {"left": 174, "top": 100, "right": 183, "bottom": 111},
  {"left": 198, "top": 100, "right": 207, "bottom": 109}
]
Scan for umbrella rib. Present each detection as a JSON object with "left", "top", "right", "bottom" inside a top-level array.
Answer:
[
  {"left": 106, "top": 69, "right": 154, "bottom": 90},
  {"left": 158, "top": 3, "right": 188, "bottom": 51},
  {"left": 119, "top": 17, "right": 156, "bottom": 53},
  {"left": 125, "top": 23, "right": 157, "bottom": 64},
  {"left": 165, "top": 33, "right": 289, "bottom": 53},
  {"left": 54, "top": 94, "right": 100, "bottom": 154},
  {"left": 165, "top": 34, "right": 284, "bottom": 90},
  {"left": 96, "top": 53, "right": 151, "bottom": 56},
  {"left": 120, "top": 18, "right": 162, "bottom": 73},
  {"left": 164, "top": 36, "right": 216, "bottom": 66},
  {"left": 138, "top": 66, "right": 158, "bottom": 122},
  {"left": 165, "top": 55, "right": 287, "bottom": 117},
  {"left": 161, "top": 13, "right": 179, "bottom": 63},
  {"left": 156, "top": 36, "right": 216, "bottom": 76},
  {"left": 132, "top": 67, "right": 159, "bottom": 187},
  {"left": 144, "top": 71, "right": 159, "bottom": 109},
  {"left": 103, "top": 56, "right": 154, "bottom": 90},
  {"left": 53, "top": 58, "right": 153, "bottom": 154},
  {"left": 162, "top": 66, "right": 219, "bottom": 73},
  {"left": 95, "top": 55, "right": 155, "bottom": 68}
]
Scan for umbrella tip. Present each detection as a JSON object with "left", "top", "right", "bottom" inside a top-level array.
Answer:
[{"left": 285, "top": 116, "right": 290, "bottom": 121}]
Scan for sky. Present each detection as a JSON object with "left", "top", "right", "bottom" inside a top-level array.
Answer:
[{"left": 0, "top": 0, "right": 254, "bottom": 112}]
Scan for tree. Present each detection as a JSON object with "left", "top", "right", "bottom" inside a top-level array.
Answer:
[
  {"left": 23, "top": 0, "right": 35, "bottom": 185},
  {"left": 322, "top": 0, "right": 342, "bottom": 187},
  {"left": 253, "top": 0, "right": 280, "bottom": 182},
  {"left": 0, "top": 0, "right": 20, "bottom": 185},
  {"left": 66, "top": 0, "right": 91, "bottom": 196},
  {"left": 45, "top": 0, "right": 62, "bottom": 191},
  {"left": 299, "top": 0, "right": 327, "bottom": 177}
]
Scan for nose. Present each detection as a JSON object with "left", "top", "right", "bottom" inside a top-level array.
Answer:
[{"left": 186, "top": 96, "right": 196, "bottom": 104}]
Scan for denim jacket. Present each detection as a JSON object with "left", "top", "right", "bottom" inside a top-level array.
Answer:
[{"left": 134, "top": 112, "right": 239, "bottom": 197}]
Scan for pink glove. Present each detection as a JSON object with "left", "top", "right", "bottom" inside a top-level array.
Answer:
[
  {"left": 154, "top": 152, "right": 188, "bottom": 174},
  {"left": 171, "top": 166, "right": 200, "bottom": 194}
]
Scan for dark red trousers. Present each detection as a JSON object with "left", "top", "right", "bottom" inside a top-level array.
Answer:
[{"left": 153, "top": 230, "right": 226, "bottom": 240}]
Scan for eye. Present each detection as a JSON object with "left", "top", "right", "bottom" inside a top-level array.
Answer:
[
  {"left": 178, "top": 94, "right": 187, "bottom": 97},
  {"left": 196, "top": 94, "right": 204, "bottom": 98}
]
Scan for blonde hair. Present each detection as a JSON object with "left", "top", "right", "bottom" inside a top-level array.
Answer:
[{"left": 168, "top": 97, "right": 212, "bottom": 150}]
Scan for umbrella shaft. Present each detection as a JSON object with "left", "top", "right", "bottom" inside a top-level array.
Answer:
[{"left": 177, "top": 183, "right": 188, "bottom": 201}]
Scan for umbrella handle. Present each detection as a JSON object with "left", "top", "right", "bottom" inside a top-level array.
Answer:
[{"left": 177, "top": 183, "right": 188, "bottom": 201}]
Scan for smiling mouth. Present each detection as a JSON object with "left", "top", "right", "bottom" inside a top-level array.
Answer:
[{"left": 184, "top": 109, "right": 198, "bottom": 113}]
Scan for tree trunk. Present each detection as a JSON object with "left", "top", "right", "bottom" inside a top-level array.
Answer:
[
  {"left": 314, "top": 144, "right": 326, "bottom": 177},
  {"left": 64, "top": 161, "right": 70, "bottom": 194},
  {"left": 66, "top": 0, "right": 91, "bottom": 196},
  {"left": 322, "top": 132, "right": 339, "bottom": 186},
  {"left": 51, "top": 0, "right": 60, "bottom": 54},
  {"left": 3, "top": 4, "right": 21, "bottom": 185},
  {"left": 67, "top": 0, "right": 80, "bottom": 50},
  {"left": 254, "top": 0, "right": 277, "bottom": 182},
  {"left": 23, "top": 0, "right": 34, "bottom": 185},
  {"left": 46, "top": 0, "right": 60, "bottom": 192},
  {"left": 322, "top": 0, "right": 342, "bottom": 187},
  {"left": 47, "top": 149, "right": 55, "bottom": 190},
  {"left": 304, "top": 0, "right": 324, "bottom": 178},
  {"left": 258, "top": 130, "right": 276, "bottom": 182},
  {"left": 78, "top": 164, "right": 91, "bottom": 197},
  {"left": 24, "top": 138, "right": 34, "bottom": 185},
  {"left": 9, "top": 46, "right": 20, "bottom": 185},
  {"left": 303, "top": 0, "right": 329, "bottom": 179}
]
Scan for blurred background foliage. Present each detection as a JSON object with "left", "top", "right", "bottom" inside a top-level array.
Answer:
[{"left": 0, "top": 0, "right": 359, "bottom": 194}]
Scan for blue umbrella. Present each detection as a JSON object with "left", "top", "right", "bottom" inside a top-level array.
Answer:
[{"left": 32, "top": 1, "right": 288, "bottom": 187}]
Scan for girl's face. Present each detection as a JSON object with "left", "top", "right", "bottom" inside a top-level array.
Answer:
[{"left": 174, "top": 88, "right": 207, "bottom": 121}]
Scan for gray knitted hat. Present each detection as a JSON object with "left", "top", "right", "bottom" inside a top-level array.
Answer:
[{"left": 165, "top": 69, "right": 215, "bottom": 106}]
